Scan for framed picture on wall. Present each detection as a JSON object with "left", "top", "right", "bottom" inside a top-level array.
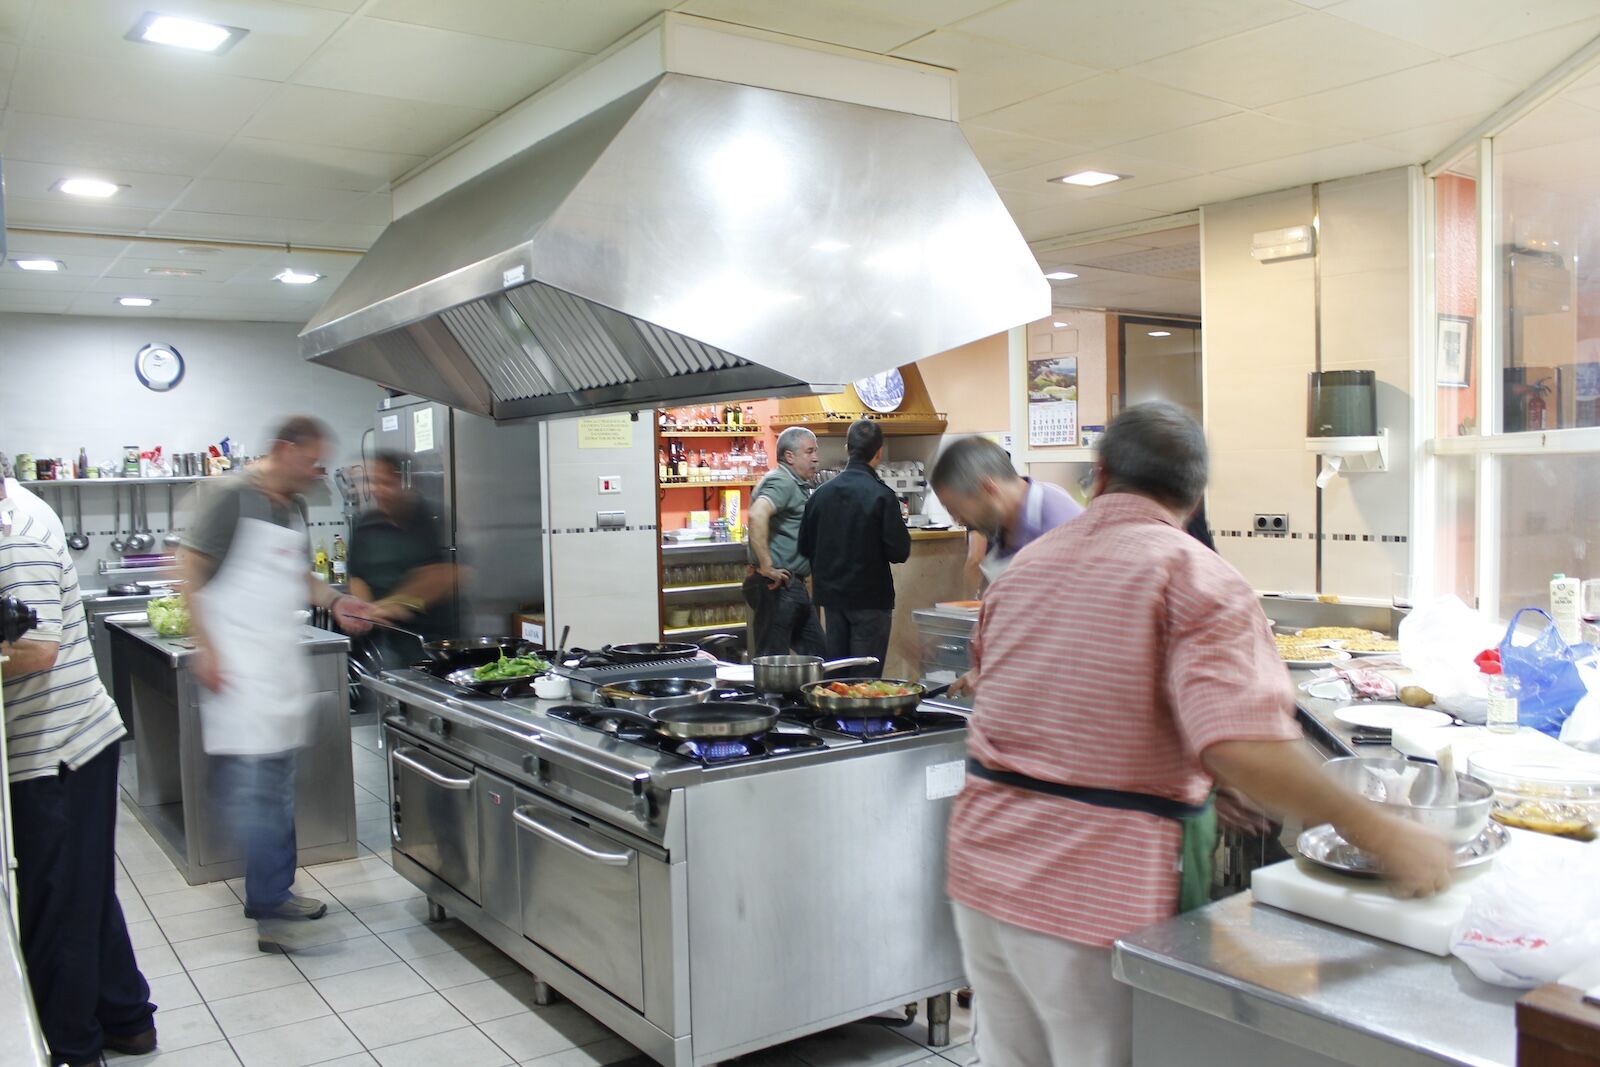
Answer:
[{"left": 1437, "top": 314, "right": 1473, "bottom": 387}]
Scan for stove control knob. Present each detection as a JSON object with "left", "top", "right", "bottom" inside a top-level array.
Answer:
[
  {"left": 521, "top": 754, "right": 543, "bottom": 780},
  {"left": 631, "top": 792, "right": 653, "bottom": 822},
  {"left": 427, "top": 715, "right": 447, "bottom": 737}
]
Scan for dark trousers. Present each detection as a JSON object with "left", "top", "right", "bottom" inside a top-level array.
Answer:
[
  {"left": 742, "top": 574, "right": 825, "bottom": 658},
  {"left": 820, "top": 607, "right": 893, "bottom": 677},
  {"left": 10, "top": 743, "right": 155, "bottom": 1065}
]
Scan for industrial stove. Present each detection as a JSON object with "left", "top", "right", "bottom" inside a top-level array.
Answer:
[{"left": 363, "top": 651, "right": 968, "bottom": 1067}]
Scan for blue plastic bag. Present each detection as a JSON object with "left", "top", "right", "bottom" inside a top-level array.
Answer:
[{"left": 1498, "top": 609, "right": 1589, "bottom": 738}]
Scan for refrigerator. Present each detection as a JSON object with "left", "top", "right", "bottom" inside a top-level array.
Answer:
[{"left": 372, "top": 396, "right": 543, "bottom": 637}]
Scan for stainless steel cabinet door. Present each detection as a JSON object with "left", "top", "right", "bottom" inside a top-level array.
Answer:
[
  {"left": 513, "top": 791, "right": 645, "bottom": 1010},
  {"left": 388, "top": 736, "right": 481, "bottom": 904}
]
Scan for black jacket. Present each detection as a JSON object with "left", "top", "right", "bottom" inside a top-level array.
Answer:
[{"left": 798, "top": 461, "right": 912, "bottom": 610}]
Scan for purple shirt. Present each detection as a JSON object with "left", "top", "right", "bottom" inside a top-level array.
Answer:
[{"left": 995, "top": 478, "right": 1085, "bottom": 559}]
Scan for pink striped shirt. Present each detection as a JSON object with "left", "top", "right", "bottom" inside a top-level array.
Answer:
[{"left": 947, "top": 493, "right": 1299, "bottom": 946}]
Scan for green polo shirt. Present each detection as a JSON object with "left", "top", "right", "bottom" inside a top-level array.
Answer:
[{"left": 748, "top": 465, "right": 811, "bottom": 578}]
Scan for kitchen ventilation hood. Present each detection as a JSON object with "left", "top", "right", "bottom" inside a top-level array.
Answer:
[{"left": 300, "top": 72, "right": 1046, "bottom": 421}]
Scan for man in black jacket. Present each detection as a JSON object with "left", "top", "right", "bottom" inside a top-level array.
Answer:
[{"left": 798, "top": 419, "right": 911, "bottom": 677}]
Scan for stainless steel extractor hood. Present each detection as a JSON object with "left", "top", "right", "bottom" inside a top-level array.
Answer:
[{"left": 301, "top": 72, "right": 1046, "bottom": 421}]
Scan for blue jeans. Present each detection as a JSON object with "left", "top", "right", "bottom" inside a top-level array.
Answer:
[{"left": 215, "top": 754, "right": 297, "bottom": 910}]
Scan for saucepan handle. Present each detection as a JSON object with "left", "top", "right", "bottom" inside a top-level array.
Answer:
[{"left": 820, "top": 657, "right": 880, "bottom": 674}]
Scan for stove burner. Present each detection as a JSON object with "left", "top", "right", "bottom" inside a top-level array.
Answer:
[
  {"left": 819, "top": 715, "right": 914, "bottom": 739},
  {"left": 547, "top": 704, "right": 830, "bottom": 765},
  {"left": 678, "top": 737, "right": 759, "bottom": 762}
]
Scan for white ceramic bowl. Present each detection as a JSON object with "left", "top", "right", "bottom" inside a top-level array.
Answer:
[{"left": 533, "top": 675, "right": 572, "bottom": 700}]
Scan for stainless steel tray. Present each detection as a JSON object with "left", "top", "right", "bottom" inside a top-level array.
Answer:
[{"left": 1295, "top": 821, "right": 1511, "bottom": 878}]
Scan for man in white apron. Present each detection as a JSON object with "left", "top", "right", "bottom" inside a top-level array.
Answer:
[{"left": 181, "top": 417, "right": 371, "bottom": 930}]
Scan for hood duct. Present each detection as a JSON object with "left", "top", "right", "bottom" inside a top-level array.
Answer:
[{"left": 301, "top": 72, "right": 1046, "bottom": 421}]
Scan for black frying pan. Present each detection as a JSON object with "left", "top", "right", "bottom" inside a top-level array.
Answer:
[
  {"left": 601, "top": 641, "right": 702, "bottom": 662},
  {"left": 600, "top": 700, "right": 782, "bottom": 740}
]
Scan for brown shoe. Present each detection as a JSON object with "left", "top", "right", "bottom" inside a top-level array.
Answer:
[{"left": 103, "top": 1027, "right": 158, "bottom": 1055}]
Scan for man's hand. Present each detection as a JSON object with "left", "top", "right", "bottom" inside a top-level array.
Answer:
[
  {"left": 948, "top": 669, "right": 977, "bottom": 699},
  {"left": 1342, "top": 811, "right": 1455, "bottom": 899},
  {"left": 758, "top": 566, "right": 791, "bottom": 590},
  {"left": 370, "top": 597, "right": 418, "bottom": 623},
  {"left": 1215, "top": 787, "right": 1274, "bottom": 835},
  {"left": 192, "top": 645, "right": 224, "bottom": 693},
  {"left": 333, "top": 595, "right": 376, "bottom": 635}
]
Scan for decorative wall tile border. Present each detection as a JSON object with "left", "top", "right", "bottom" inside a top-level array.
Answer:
[{"left": 1213, "top": 530, "right": 1407, "bottom": 543}]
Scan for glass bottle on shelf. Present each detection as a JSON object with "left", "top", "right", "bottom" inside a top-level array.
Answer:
[
  {"left": 674, "top": 440, "right": 689, "bottom": 480},
  {"left": 754, "top": 441, "right": 768, "bottom": 470},
  {"left": 744, "top": 404, "right": 756, "bottom": 427},
  {"left": 695, "top": 449, "right": 709, "bottom": 481},
  {"left": 658, "top": 447, "right": 669, "bottom": 481}
]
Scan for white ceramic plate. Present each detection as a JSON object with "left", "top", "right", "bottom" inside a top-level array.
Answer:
[
  {"left": 1329, "top": 640, "right": 1402, "bottom": 658},
  {"left": 1301, "top": 678, "right": 1352, "bottom": 701},
  {"left": 1282, "top": 650, "right": 1352, "bottom": 669},
  {"left": 1333, "top": 704, "right": 1453, "bottom": 731}
]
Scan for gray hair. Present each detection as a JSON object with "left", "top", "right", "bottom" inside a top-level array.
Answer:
[
  {"left": 775, "top": 426, "right": 817, "bottom": 466},
  {"left": 930, "top": 436, "right": 1021, "bottom": 495},
  {"left": 1096, "top": 402, "right": 1208, "bottom": 510}
]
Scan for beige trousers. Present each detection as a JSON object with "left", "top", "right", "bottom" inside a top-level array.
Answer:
[{"left": 953, "top": 902, "right": 1132, "bottom": 1067}]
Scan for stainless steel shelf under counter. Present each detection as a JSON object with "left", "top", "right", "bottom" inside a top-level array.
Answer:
[
  {"left": 108, "top": 619, "right": 358, "bottom": 886},
  {"left": 1114, "top": 892, "right": 1519, "bottom": 1067}
]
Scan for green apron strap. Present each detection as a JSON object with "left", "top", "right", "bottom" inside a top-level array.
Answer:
[{"left": 1177, "top": 798, "right": 1219, "bottom": 914}]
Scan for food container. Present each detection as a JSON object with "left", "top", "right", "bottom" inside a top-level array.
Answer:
[
  {"left": 1468, "top": 749, "right": 1600, "bottom": 841},
  {"left": 1320, "top": 756, "right": 1493, "bottom": 845}
]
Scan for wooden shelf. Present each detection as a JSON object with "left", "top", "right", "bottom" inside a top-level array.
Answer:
[
  {"left": 659, "top": 479, "right": 761, "bottom": 489},
  {"left": 660, "top": 428, "right": 762, "bottom": 437},
  {"left": 663, "top": 621, "right": 747, "bottom": 636}
]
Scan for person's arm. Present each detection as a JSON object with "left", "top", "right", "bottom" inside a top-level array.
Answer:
[
  {"left": 0, "top": 538, "right": 63, "bottom": 675},
  {"left": 747, "top": 495, "right": 789, "bottom": 588},
  {"left": 374, "top": 563, "right": 456, "bottom": 619},
  {"left": 882, "top": 490, "right": 911, "bottom": 564},
  {"left": 963, "top": 531, "right": 988, "bottom": 600},
  {"left": 348, "top": 577, "right": 375, "bottom": 603},
  {"left": 307, "top": 572, "right": 374, "bottom": 634}
]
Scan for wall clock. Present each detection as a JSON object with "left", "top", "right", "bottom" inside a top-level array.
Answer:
[{"left": 135, "top": 343, "right": 185, "bottom": 392}]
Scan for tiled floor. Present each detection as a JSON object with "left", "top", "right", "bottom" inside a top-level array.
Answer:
[{"left": 105, "top": 718, "right": 974, "bottom": 1067}]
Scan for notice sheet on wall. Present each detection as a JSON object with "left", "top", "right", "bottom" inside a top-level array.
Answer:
[
  {"left": 412, "top": 407, "right": 435, "bottom": 452},
  {"left": 1027, "top": 355, "right": 1078, "bottom": 448},
  {"left": 577, "top": 414, "right": 633, "bottom": 449}
]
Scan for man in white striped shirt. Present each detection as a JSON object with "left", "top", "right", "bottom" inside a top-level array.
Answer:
[{"left": 2, "top": 486, "right": 157, "bottom": 1066}]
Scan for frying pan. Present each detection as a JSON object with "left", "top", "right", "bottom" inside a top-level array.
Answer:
[
  {"left": 595, "top": 700, "right": 783, "bottom": 740},
  {"left": 600, "top": 641, "right": 702, "bottom": 662},
  {"left": 799, "top": 678, "right": 950, "bottom": 716},
  {"left": 598, "top": 677, "right": 715, "bottom": 712},
  {"left": 444, "top": 654, "right": 553, "bottom": 696},
  {"left": 750, "top": 655, "right": 879, "bottom": 694}
]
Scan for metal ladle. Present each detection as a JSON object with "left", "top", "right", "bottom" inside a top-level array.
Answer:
[
  {"left": 110, "top": 486, "right": 126, "bottom": 554},
  {"left": 67, "top": 488, "right": 89, "bottom": 552},
  {"left": 163, "top": 484, "right": 181, "bottom": 547}
]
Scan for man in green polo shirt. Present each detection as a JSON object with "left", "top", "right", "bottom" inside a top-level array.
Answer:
[{"left": 743, "top": 427, "right": 825, "bottom": 657}]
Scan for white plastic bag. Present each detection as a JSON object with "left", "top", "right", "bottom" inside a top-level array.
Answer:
[
  {"left": 1399, "top": 596, "right": 1503, "bottom": 717},
  {"left": 1450, "top": 838, "right": 1600, "bottom": 988},
  {"left": 1559, "top": 650, "right": 1600, "bottom": 750}
]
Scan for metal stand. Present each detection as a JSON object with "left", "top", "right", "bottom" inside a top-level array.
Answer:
[
  {"left": 427, "top": 900, "right": 446, "bottom": 923},
  {"left": 531, "top": 979, "right": 557, "bottom": 1006},
  {"left": 926, "top": 991, "right": 951, "bottom": 1047}
]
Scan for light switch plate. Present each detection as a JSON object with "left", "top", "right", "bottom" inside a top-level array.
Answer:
[
  {"left": 598, "top": 475, "right": 621, "bottom": 494},
  {"left": 597, "top": 510, "right": 625, "bottom": 530}
]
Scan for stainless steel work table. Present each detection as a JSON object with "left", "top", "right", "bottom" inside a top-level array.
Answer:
[
  {"left": 0, "top": 903, "right": 48, "bottom": 1067},
  {"left": 108, "top": 619, "right": 358, "bottom": 885}
]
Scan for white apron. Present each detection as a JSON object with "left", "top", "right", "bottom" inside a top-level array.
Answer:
[
  {"left": 196, "top": 516, "right": 314, "bottom": 756},
  {"left": 979, "top": 480, "right": 1048, "bottom": 585}
]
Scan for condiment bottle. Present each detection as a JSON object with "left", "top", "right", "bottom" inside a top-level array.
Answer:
[
  {"left": 1475, "top": 648, "right": 1519, "bottom": 734},
  {"left": 1550, "top": 573, "right": 1582, "bottom": 645}
]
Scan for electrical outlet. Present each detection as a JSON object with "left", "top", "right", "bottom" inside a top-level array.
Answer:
[{"left": 1253, "top": 514, "right": 1289, "bottom": 535}]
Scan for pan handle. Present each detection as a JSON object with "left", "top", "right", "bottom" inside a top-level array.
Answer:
[{"left": 821, "top": 657, "right": 880, "bottom": 673}]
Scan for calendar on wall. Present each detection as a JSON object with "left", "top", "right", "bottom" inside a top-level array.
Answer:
[{"left": 1027, "top": 355, "right": 1078, "bottom": 448}]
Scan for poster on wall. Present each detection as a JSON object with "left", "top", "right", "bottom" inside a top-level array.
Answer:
[{"left": 1027, "top": 355, "right": 1078, "bottom": 447}]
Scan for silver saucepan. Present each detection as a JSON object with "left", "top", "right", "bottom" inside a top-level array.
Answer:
[{"left": 750, "top": 655, "right": 879, "bottom": 694}]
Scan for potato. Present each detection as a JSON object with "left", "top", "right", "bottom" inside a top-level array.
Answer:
[{"left": 1399, "top": 686, "right": 1435, "bottom": 708}]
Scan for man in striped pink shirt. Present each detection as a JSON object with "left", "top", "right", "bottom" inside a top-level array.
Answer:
[{"left": 946, "top": 403, "right": 1452, "bottom": 1067}]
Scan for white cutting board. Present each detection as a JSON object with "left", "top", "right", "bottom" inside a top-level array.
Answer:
[
  {"left": 1392, "top": 723, "right": 1598, "bottom": 769},
  {"left": 1251, "top": 857, "right": 1494, "bottom": 956}
]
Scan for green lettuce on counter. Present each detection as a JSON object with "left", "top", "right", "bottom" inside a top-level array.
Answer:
[{"left": 147, "top": 596, "right": 190, "bottom": 637}]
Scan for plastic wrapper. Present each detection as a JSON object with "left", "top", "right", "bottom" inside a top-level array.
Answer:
[{"left": 1451, "top": 839, "right": 1600, "bottom": 987}]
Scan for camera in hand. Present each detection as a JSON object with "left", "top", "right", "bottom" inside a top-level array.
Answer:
[{"left": 2, "top": 596, "right": 39, "bottom": 644}]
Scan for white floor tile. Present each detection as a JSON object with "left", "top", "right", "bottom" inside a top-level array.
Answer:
[
  {"left": 313, "top": 962, "right": 430, "bottom": 1013},
  {"left": 129, "top": 866, "right": 196, "bottom": 897},
  {"left": 350, "top": 897, "right": 431, "bottom": 935},
  {"left": 125, "top": 920, "right": 167, "bottom": 950},
  {"left": 515, "top": 1035, "right": 647, "bottom": 1066},
  {"left": 118, "top": 849, "right": 179, "bottom": 875},
  {"left": 936, "top": 1044, "right": 975, "bottom": 1065},
  {"left": 106, "top": 1038, "right": 243, "bottom": 1065},
  {"left": 438, "top": 971, "right": 549, "bottom": 1023},
  {"left": 189, "top": 954, "right": 307, "bottom": 1001},
  {"left": 328, "top": 874, "right": 421, "bottom": 911},
  {"left": 405, "top": 943, "right": 520, "bottom": 991},
  {"left": 172, "top": 927, "right": 272, "bottom": 971},
  {"left": 134, "top": 940, "right": 184, "bottom": 980},
  {"left": 375, "top": 921, "right": 483, "bottom": 962},
  {"left": 120, "top": 891, "right": 153, "bottom": 924},
  {"left": 318, "top": 1056, "right": 379, "bottom": 1066},
  {"left": 285, "top": 933, "right": 402, "bottom": 981},
  {"left": 143, "top": 1003, "right": 225, "bottom": 1052},
  {"left": 260, "top": 911, "right": 368, "bottom": 954},
  {"left": 225, "top": 870, "right": 332, "bottom": 907},
  {"left": 145, "top": 971, "right": 203, "bottom": 1011},
  {"left": 307, "top": 856, "right": 395, "bottom": 890},
  {"left": 145, "top": 883, "right": 239, "bottom": 919},
  {"left": 339, "top": 991, "right": 470, "bottom": 1050},
  {"left": 371, "top": 1026, "right": 512, "bottom": 1067},
  {"left": 157, "top": 904, "right": 257, "bottom": 943},
  {"left": 477, "top": 1005, "right": 612, "bottom": 1063},
  {"left": 231, "top": 1015, "right": 365, "bottom": 1067},
  {"left": 209, "top": 982, "right": 332, "bottom": 1038}
]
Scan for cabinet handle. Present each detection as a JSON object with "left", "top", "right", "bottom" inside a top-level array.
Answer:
[
  {"left": 392, "top": 748, "right": 472, "bottom": 790},
  {"left": 936, "top": 643, "right": 967, "bottom": 654},
  {"left": 513, "top": 807, "right": 632, "bottom": 866}
]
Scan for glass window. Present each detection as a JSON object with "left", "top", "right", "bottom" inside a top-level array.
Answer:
[
  {"left": 1119, "top": 319, "right": 1202, "bottom": 422},
  {"left": 1434, "top": 158, "right": 1479, "bottom": 437},
  {"left": 1497, "top": 453, "right": 1600, "bottom": 621},
  {"left": 1494, "top": 84, "right": 1600, "bottom": 432},
  {"left": 1434, "top": 456, "right": 1477, "bottom": 607}
]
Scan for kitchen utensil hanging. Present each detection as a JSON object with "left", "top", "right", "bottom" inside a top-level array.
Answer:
[{"left": 68, "top": 487, "right": 89, "bottom": 551}]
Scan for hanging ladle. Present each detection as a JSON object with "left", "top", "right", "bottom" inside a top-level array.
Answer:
[
  {"left": 110, "top": 486, "right": 127, "bottom": 554},
  {"left": 67, "top": 488, "right": 89, "bottom": 552},
  {"left": 163, "top": 484, "right": 181, "bottom": 547}
]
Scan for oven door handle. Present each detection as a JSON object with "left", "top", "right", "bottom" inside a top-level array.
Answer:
[
  {"left": 391, "top": 747, "right": 474, "bottom": 790},
  {"left": 512, "top": 807, "right": 632, "bottom": 867}
]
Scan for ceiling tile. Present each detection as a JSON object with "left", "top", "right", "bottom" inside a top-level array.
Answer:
[
  {"left": 1017, "top": 199, "right": 1169, "bottom": 243},
  {"left": 1368, "top": 117, "right": 1480, "bottom": 164},
  {"left": 3, "top": 195, "right": 162, "bottom": 232},
  {"left": 1215, "top": 141, "right": 1412, "bottom": 188},
  {"left": 9, "top": 48, "right": 276, "bottom": 134},
  {"left": 960, "top": 124, "right": 1083, "bottom": 174},
  {"left": 291, "top": 17, "right": 586, "bottom": 111},
  {"left": 849, "top": 0, "right": 1010, "bottom": 23},
  {"left": 1491, "top": 97, "right": 1600, "bottom": 153},
  {"left": 1112, "top": 111, "right": 1364, "bottom": 173},
  {"left": 7, "top": 234, "right": 134, "bottom": 259},
  {"left": 1, "top": 158, "right": 194, "bottom": 210},
  {"left": 955, "top": 0, "right": 1304, "bottom": 69},
  {"left": 0, "top": 0, "right": 33, "bottom": 44},
  {"left": 892, "top": 30, "right": 1098, "bottom": 118},
  {"left": 1123, "top": 12, "right": 1437, "bottom": 109},
  {"left": 170, "top": 178, "right": 371, "bottom": 222},
  {"left": 273, "top": 0, "right": 363, "bottom": 11},
  {"left": 1263, "top": 61, "right": 1519, "bottom": 136},
  {"left": 200, "top": 138, "right": 424, "bottom": 193},
  {"left": 365, "top": 0, "right": 672, "bottom": 54},
  {"left": 0, "top": 291, "right": 77, "bottom": 313},
  {"left": 95, "top": 264, "right": 229, "bottom": 293},
  {"left": 0, "top": 265, "right": 100, "bottom": 291},
  {"left": 1455, "top": 16, "right": 1600, "bottom": 83},
  {"left": 26, "top": 0, "right": 347, "bottom": 82},
  {"left": 676, "top": 0, "right": 931, "bottom": 53},
  {"left": 142, "top": 209, "right": 293, "bottom": 245},
  {"left": 1, "top": 112, "right": 230, "bottom": 176},
  {"left": 1324, "top": 0, "right": 1600, "bottom": 56},
  {"left": 975, "top": 73, "right": 1236, "bottom": 149},
  {"left": 284, "top": 219, "right": 388, "bottom": 249},
  {"left": 241, "top": 84, "right": 496, "bottom": 155},
  {"left": 68, "top": 293, "right": 197, "bottom": 315},
  {"left": 1116, "top": 174, "right": 1271, "bottom": 213}
]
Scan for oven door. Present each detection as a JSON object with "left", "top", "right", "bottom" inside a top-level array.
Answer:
[
  {"left": 513, "top": 790, "right": 645, "bottom": 1010},
  {"left": 387, "top": 728, "right": 481, "bottom": 905}
]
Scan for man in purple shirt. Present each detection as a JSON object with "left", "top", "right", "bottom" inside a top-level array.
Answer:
[{"left": 931, "top": 436, "right": 1085, "bottom": 588}]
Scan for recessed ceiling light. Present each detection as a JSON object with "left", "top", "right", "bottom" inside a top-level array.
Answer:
[
  {"left": 1052, "top": 321, "right": 1068, "bottom": 328},
  {"left": 128, "top": 12, "right": 248, "bottom": 53},
  {"left": 274, "top": 268, "right": 322, "bottom": 285},
  {"left": 145, "top": 266, "right": 206, "bottom": 277},
  {"left": 117, "top": 297, "right": 157, "bottom": 307},
  {"left": 1052, "top": 170, "right": 1125, "bottom": 187},
  {"left": 1044, "top": 271, "right": 1078, "bottom": 281},
  {"left": 53, "top": 177, "right": 122, "bottom": 198},
  {"left": 1148, "top": 330, "right": 1172, "bottom": 337},
  {"left": 175, "top": 245, "right": 222, "bottom": 256},
  {"left": 13, "top": 259, "right": 64, "bottom": 272}
]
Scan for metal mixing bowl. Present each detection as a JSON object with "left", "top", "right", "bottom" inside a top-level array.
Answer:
[{"left": 1321, "top": 756, "right": 1493, "bottom": 845}]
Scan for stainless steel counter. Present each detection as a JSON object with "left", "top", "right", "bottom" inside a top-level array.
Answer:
[
  {"left": 109, "top": 619, "right": 358, "bottom": 885},
  {"left": 0, "top": 904, "right": 48, "bottom": 1067},
  {"left": 1115, "top": 893, "right": 1518, "bottom": 1067}
]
